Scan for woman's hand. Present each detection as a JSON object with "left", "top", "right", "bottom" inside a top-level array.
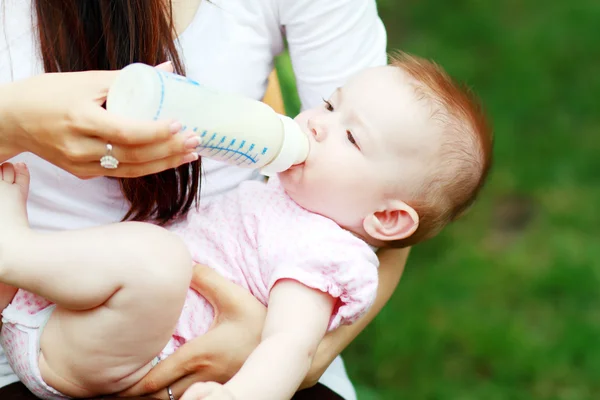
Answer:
[
  {"left": 120, "top": 265, "right": 267, "bottom": 400},
  {"left": 0, "top": 62, "right": 199, "bottom": 178}
]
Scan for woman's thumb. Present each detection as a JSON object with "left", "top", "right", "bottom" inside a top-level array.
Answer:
[
  {"left": 91, "top": 70, "right": 120, "bottom": 90},
  {"left": 191, "top": 265, "right": 267, "bottom": 320},
  {"left": 190, "top": 265, "right": 235, "bottom": 312},
  {"left": 155, "top": 60, "right": 174, "bottom": 73},
  {"left": 91, "top": 61, "right": 171, "bottom": 92}
]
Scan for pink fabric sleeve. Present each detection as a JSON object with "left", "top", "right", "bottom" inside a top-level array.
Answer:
[{"left": 265, "top": 232, "right": 379, "bottom": 331}]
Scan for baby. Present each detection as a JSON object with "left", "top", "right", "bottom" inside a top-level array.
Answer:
[{"left": 0, "top": 53, "right": 492, "bottom": 400}]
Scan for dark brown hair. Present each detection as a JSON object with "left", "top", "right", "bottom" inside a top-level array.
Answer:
[
  {"left": 388, "top": 52, "right": 493, "bottom": 248},
  {"left": 34, "top": 0, "right": 201, "bottom": 224}
]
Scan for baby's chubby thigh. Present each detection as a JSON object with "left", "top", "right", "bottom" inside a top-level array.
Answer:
[{"left": 38, "top": 222, "right": 194, "bottom": 398}]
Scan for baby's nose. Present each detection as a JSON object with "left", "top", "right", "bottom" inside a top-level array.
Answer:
[{"left": 308, "top": 118, "right": 328, "bottom": 142}]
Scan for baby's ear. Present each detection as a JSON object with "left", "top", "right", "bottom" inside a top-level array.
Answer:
[{"left": 363, "top": 200, "right": 419, "bottom": 242}]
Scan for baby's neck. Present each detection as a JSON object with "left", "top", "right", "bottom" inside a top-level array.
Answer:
[
  {"left": 318, "top": 212, "right": 383, "bottom": 250},
  {"left": 277, "top": 177, "right": 384, "bottom": 249}
]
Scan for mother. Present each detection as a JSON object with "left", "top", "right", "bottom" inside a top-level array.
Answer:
[{"left": 0, "top": 0, "right": 409, "bottom": 399}]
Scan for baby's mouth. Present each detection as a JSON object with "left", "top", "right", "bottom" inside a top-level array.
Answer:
[{"left": 289, "top": 161, "right": 305, "bottom": 170}]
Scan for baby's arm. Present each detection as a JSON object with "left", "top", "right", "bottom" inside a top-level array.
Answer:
[{"left": 225, "top": 279, "right": 334, "bottom": 399}]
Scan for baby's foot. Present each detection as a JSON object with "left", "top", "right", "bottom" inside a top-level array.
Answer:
[{"left": 0, "top": 162, "right": 31, "bottom": 234}]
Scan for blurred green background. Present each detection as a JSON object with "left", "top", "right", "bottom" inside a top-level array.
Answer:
[{"left": 277, "top": 1, "right": 600, "bottom": 399}]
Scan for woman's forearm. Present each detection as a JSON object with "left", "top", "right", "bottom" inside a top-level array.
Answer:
[{"left": 303, "top": 246, "right": 410, "bottom": 388}]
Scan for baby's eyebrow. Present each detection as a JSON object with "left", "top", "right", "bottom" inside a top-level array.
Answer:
[{"left": 334, "top": 86, "right": 369, "bottom": 138}]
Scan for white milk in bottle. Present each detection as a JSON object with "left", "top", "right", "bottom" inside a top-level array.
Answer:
[{"left": 106, "top": 63, "right": 309, "bottom": 175}]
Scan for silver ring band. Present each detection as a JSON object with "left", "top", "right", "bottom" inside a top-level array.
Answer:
[
  {"left": 167, "top": 385, "right": 176, "bottom": 400},
  {"left": 100, "top": 143, "right": 119, "bottom": 169}
]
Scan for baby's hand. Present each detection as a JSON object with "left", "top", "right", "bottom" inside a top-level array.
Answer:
[{"left": 180, "top": 382, "right": 236, "bottom": 400}]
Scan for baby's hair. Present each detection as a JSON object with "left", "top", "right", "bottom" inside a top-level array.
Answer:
[{"left": 387, "top": 52, "right": 493, "bottom": 248}]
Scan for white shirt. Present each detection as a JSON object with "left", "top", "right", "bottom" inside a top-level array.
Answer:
[{"left": 0, "top": 0, "right": 387, "bottom": 397}]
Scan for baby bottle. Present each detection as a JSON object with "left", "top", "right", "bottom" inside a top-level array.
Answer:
[{"left": 106, "top": 63, "right": 309, "bottom": 175}]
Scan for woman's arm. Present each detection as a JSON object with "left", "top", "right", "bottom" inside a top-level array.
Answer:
[
  {"left": 303, "top": 246, "right": 410, "bottom": 388},
  {"left": 280, "top": 0, "right": 388, "bottom": 109}
]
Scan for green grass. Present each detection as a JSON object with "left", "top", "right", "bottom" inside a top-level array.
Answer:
[{"left": 276, "top": 1, "right": 600, "bottom": 398}]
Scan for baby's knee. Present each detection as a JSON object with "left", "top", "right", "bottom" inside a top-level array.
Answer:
[
  {"left": 153, "top": 230, "right": 193, "bottom": 287},
  {"left": 149, "top": 232, "right": 192, "bottom": 311},
  {"left": 119, "top": 222, "right": 192, "bottom": 292}
]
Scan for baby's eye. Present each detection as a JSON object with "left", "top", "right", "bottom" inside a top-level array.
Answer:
[
  {"left": 323, "top": 99, "right": 334, "bottom": 112},
  {"left": 347, "top": 131, "right": 359, "bottom": 149}
]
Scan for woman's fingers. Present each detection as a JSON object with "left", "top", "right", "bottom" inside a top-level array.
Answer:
[
  {"left": 119, "top": 338, "right": 213, "bottom": 396},
  {"left": 104, "top": 152, "right": 199, "bottom": 178},
  {"left": 155, "top": 61, "right": 174, "bottom": 73},
  {"left": 119, "top": 354, "right": 186, "bottom": 396},
  {"left": 85, "top": 69, "right": 121, "bottom": 96},
  {"left": 75, "top": 152, "right": 198, "bottom": 179},
  {"left": 190, "top": 266, "right": 233, "bottom": 315},
  {"left": 80, "top": 63, "right": 177, "bottom": 146},
  {"left": 114, "top": 133, "right": 199, "bottom": 164},
  {"left": 151, "top": 374, "right": 210, "bottom": 400},
  {"left": 80, "top": 105, "right": 181, "bottom": 146},
  {"left": 128, "top": 326, "right": 244, "bottom": 398},
  {"left": 60, "top": 131, "right": 199, "bottom": 164},
  {"left": 190, "top": 265, "right": 265, "bottom": 320},
  {"left": 70, "top": 69, "right": 178, "bottom": 146}
]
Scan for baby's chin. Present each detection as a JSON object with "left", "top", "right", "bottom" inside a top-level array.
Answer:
[
  {"left": 278, "top": 162, "right": 304, "bottom": 187},
  {"left": 278, "top": 169, "right": 315, "bottom": 210},
  {"left": 278, "top": 169, "right": 301, "bottom": 197}
]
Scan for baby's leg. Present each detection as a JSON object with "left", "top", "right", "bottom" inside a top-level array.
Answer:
[{"left": 0, "top": 163, "right": 192, "bottom": 397}]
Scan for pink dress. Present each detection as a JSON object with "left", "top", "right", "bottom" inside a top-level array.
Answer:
[{"left": 1, "top": 178, "right": 379, "bottom": 399}]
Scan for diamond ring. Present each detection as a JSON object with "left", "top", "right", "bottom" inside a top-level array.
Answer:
[{"left": 100, "top": 143, "right": 119, "bottom": 169}]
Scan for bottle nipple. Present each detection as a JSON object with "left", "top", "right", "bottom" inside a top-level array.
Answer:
[{"left": 260, "top": 115, "right": 309, "bottom": 176}]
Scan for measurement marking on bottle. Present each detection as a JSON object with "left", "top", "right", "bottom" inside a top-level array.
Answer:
[
  {"left": 197, "top": 134, "right": 262, "bottom": 165},
  {"left": 211, "top": 137, "right": 229, "bottom": 158},
  {"left": 197, "top": 144, "right": 259, "bottom": 164}
]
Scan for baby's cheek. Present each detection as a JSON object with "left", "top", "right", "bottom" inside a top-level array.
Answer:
[{"left": 305, "top": 173, "right": 331, "bottom": 196}]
